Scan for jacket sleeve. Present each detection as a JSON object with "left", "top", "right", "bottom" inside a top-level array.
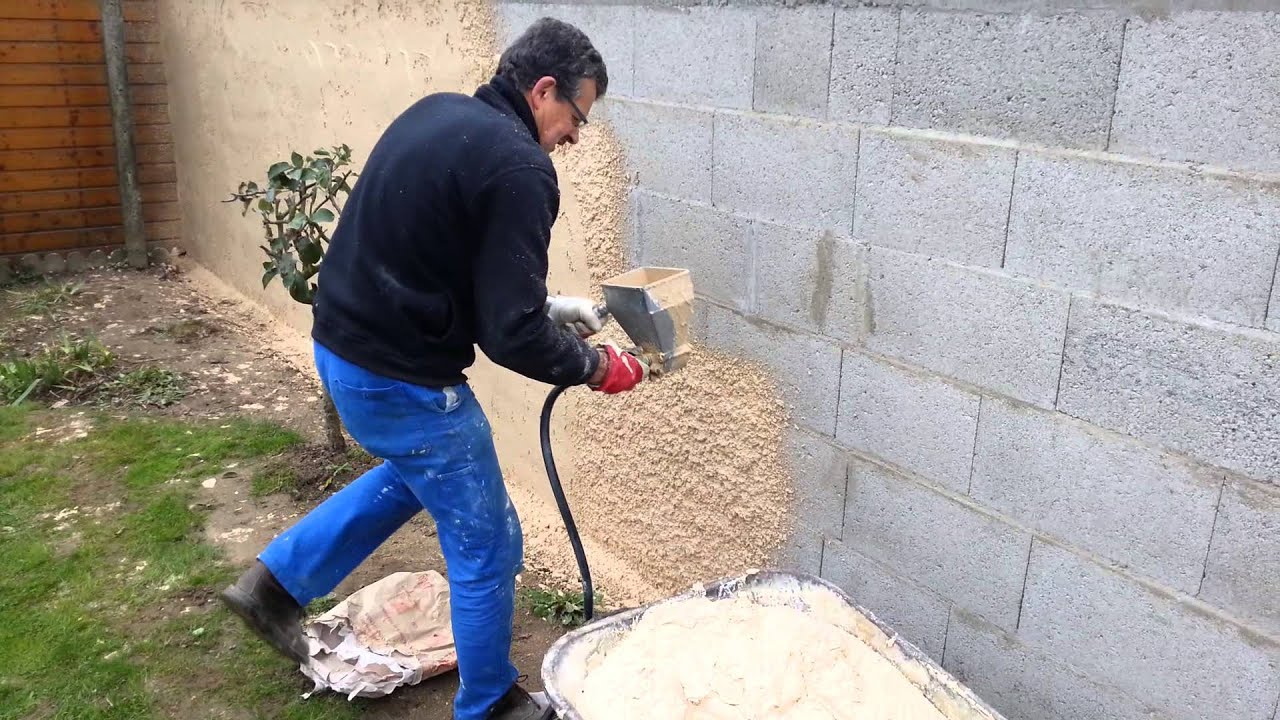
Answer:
[{"left": 469, "top": 164, "right": 601, "bottom": 386}]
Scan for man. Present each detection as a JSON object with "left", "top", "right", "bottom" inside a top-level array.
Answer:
[{"left": 219, "top": 18, "right": 646, "bottom": 720}]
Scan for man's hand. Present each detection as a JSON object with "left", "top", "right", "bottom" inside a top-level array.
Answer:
[
  {"left": 588, "top": 343, "right": 647, "bottom": 394},
  {"left": 545, "top": 295, "right": 603, "bottom": 338}
]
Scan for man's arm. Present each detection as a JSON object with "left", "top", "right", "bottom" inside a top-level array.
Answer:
[{"left": 470, "top": 164, "right": 602, "bottom": 386}]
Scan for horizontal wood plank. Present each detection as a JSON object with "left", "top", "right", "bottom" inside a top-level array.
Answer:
[
  {"left": 0, "top": 143, "right": 172, "bottom": 171},
  {"left": 0, "top": 104, "right": 168, "bottom": 128},
  {"left": 0, "top": 84, "right": 107, "bottom": 107},
  {"left": 0, "top": 200, "right": 178, "bottom": 233},
  {"left": 0, "top": 0, "right": 155, "bottom": 22},
  {"left": 0, "top": 219, "right": 174, "bottom": 254},
  {"left": 0, "top": 182, "right": 175, "bottom": 213},
  {"left": 0, "top": 62, "right": 163, "bottom": 86},
  {"left": 0, "top": 20, "right": 100, "bottom": 43},
  {"left": 0, "top": 124, "right": 171, "bottom": 149},
  {"left": 123, "top": 21, "right": 158, "bottom": 43},
  {"left": 0, "top": 225, "right": 124, "bottom": 253},
  {"left": 0, "top": 162, "right": 174, "bottom": 192},
  {"left": 147, "top": 219, "right": 177, "bottom": 241},
  {"left": 0, "top": 82, "right": 166, "bottom": 109},
  {"left": 0, "top": 41, "right": 160, "bottom": 65},
  {"left": 0, "top": 204, "right": 119, "bottom": 233},
  {"left": 0, "top": 145, "right": 112, "bottom": 170}
]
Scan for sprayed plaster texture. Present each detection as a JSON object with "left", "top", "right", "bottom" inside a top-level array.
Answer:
[{"left": 552, "top": 125, "right": 794, "bottom": 597}]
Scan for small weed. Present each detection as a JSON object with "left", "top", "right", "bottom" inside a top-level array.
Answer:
[
  {"left": 522, "top": 586, "right": 605, "bottom": 627},
  {"left": 0, "top": 335, "right": 114, "bottom": 405},
  {"left": 320, "top": 461, "right": 353, "bottom": 492},
  {"left": 102, "top": 367, "right": 187, "bottom": 408},
  {"left": 251, "top": 461, "right": 299, "bottom": 497},
  {"left": 8, "top": 281, "right": 83, "bottom": 314},
  {"left": 4, "top": 265, "right": 41, "bottom": 287},
  {"left": 306, "top": 594, "right": 341, "bottom": 616}
]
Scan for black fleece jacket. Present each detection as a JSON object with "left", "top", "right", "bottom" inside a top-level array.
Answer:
[{"left": 310, "top": 76, "right": 600, "bottom": 388}]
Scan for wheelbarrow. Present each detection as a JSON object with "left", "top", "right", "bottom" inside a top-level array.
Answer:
[{"left": 534, "top": 569, "right": 1008, "bottom": 720}]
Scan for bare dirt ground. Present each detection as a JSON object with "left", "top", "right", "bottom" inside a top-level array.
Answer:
[{"left": 1, "top": 265, "right": 566, "bottom": 718}]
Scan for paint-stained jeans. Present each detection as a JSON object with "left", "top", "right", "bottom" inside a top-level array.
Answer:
[{"left": 259, "top": 341, "right": 523, "bottom": 720}]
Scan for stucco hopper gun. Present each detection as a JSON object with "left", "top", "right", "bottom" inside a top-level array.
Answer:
[
  {"left": 540, "top": 267, "right": 695, "bottom": 623},
  {"left": 592, "top": 266, "right": 695, "bottom": 377}
]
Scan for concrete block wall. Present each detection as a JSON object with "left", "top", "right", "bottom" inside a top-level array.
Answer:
[{"left": 497, "top": 3, "right": 1280, "bottom": 719}]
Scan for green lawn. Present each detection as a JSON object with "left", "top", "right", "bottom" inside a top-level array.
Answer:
[{"left": 0, "top": 405, "right": 369, "bottom": 719}]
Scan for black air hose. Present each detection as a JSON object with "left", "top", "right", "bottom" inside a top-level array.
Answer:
[{"left": 538, "top": 384, "right": 595, "bottom": 623}]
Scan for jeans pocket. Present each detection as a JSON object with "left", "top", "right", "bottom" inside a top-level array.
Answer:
[
  {"left": 431, "top": 465, "right": 505, "bottom": 552},
  {"left": 405, "top": 384, "right": 464, "bottom": 414},
  {"left": 326, "top": 378, "right": 424, "bottom": 457}
]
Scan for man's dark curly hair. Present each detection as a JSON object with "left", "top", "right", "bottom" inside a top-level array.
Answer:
[{"left": 496, "top": 17, "right": 608, "bottom": 100}]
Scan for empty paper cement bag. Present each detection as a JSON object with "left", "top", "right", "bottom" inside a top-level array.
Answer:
[{"left": 300, "top": 570, "right": 457, "bottom": 700}]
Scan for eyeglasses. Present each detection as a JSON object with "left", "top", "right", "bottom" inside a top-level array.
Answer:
[{"left": 563, "top": 93, "right": 588, "bottom": 128}]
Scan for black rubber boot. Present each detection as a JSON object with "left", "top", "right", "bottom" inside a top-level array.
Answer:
[
  {"left": 487, "top": 684, "right": 550, "bottom": 720},
  {"left": 219, "top": 560, "right": 309, "bottom": 665}
]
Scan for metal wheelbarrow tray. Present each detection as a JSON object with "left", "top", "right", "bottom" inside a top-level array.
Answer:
[{"left": 540, "top": 569, "right": 1007, "bottom": 720}]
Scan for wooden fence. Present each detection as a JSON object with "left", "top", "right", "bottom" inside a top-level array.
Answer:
[{"left": 0, "top": 0, "right": 178, "bottom": 258}]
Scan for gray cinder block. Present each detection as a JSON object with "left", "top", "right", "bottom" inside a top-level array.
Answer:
[
  {"left": 754, "top": 7, "right": 834, "bottom": 119},
  {"left": 1111, "top": 12, "right": 1280, "bottom": 174},
  {"left": 843, "top": 459, "right": 1031, "bottom": 630},
  {"left": 1058, "top": 297, "right": 1280, "bottom": 484},
  {"left": 893, "top": 9, "right": 1124, "bottom": 149},
  {"left": 701, "top": 303, "right": 843, "bottom": 437},
  {"left": 854, "top": 130, "right": 1017, "bottom": 268},
  {"left": 712, "top": 111, "right": 859, "bottom": 232},
  {"left": 836, "top": 351, "right": 980, "bottom": 493},
  {"left": 1006, "top": 153, "right": 1280, "bottom": 328},
  {"left": 1019, "top": 541, "right": 1280, "bottom": 720},
  {"left": 636, "top": 192, "right": 751, "bottom": 310},
  {"left": 1269, "top": 282, "right": 1280, "bottom": 335},
  {"left": 822, "top": 539, "right": 951, "bottom": 660},
  {"left": 972, "top": 397, "right": 1222, "bottom": 593},
  {"left": 1200, "top": 480, "right": 1280, "bottom": 639},
  {"left": 865, "top": 247, "right": 1070, "bottom": 407},
  {"left": 775, "top": 428, "right": 848, "bottom": 575},
  {"left": 944, "top": 610, "right": 1168, "bottom": 720},
  {"left": 786, "top": 426, "right": 848, "bottom": 542},
  {"left": 752, "top": 221, "right": 868, "bottom": 342},
  {"left": 633, "top": 6, "right": 754, "bottom": 109},
  {"left": 828, "top": 7, "right": 898, "bottom": 125},
  {"left": 600, "top": 99, "right": 713, "bottom": 202}
]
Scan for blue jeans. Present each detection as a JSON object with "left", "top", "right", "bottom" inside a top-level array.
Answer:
[{"left": 259, "top": 341, "right": 523, "bottom": 720}]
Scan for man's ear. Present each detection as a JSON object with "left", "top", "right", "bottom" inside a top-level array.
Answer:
[{"left": 530, "top": 76, "right": 557, "bottom": 109}]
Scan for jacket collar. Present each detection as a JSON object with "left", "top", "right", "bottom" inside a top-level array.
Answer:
[{"left": 475, "top": 74, "right": 540, "bottom": 143}]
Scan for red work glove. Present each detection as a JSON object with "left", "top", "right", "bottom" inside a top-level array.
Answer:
[{"left": 590, "top": 343, "right": 648, "bottom": 394}]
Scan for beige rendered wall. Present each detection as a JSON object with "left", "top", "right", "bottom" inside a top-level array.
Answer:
[{"left": 154, "top": 0, "right": 795, "bottom": 603}]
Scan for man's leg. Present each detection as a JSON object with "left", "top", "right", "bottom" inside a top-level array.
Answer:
[
  {"left": 392, "top": 384, "right": 524, "bottom": 720},
  {"left": 221, "top": 341, "right": 430, "bottom": 663},
  {"left": 257, "top": 463, "right": 422, "bottom": 604}
]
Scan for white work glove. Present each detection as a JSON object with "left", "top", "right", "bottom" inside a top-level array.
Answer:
[{"left": 545, "top": 295, "right": 604, "bottom": 338}]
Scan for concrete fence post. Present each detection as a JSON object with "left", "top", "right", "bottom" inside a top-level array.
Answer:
[{"left": 99, "top": 0, "right": 148, "bottom": 269}]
